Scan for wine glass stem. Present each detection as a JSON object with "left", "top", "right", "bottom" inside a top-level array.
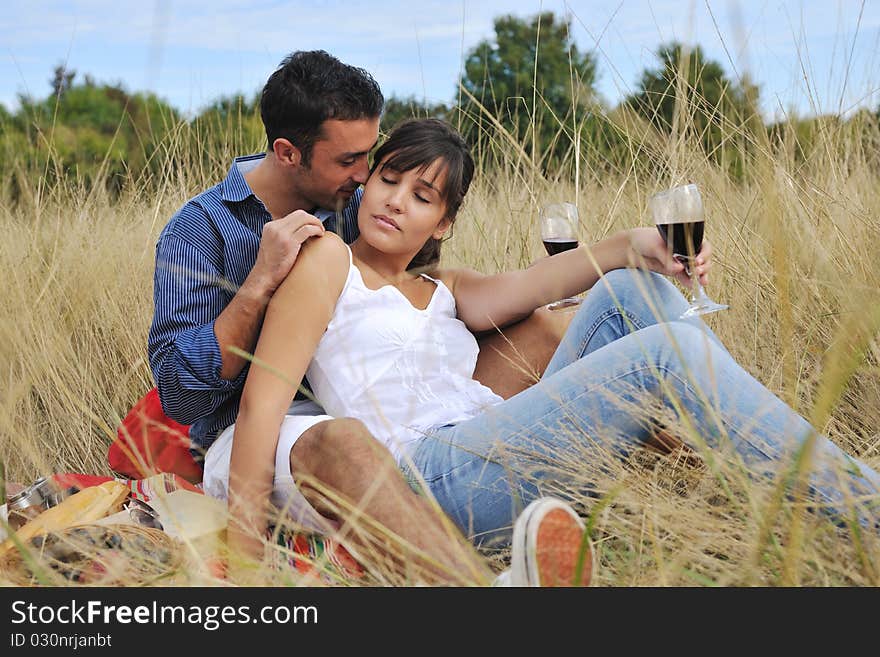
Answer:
[
  {"left": 680, "top": 258, "right": 702, "bottom": 305},
  {"left": 686, "top": 261, "right": 714, "bottom": 306}
]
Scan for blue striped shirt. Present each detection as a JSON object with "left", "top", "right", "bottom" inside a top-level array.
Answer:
[{"left": 148, "top": 153, "right": 361, "bottom": 461}]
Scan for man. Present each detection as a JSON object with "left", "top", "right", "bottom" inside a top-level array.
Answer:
[{"left": 149, "top": 50, "right": 581, "bottom": 584}]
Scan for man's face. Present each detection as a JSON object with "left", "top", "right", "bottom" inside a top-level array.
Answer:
[{"left": 295, "top": 117, "right": 380, "bottom": 211}]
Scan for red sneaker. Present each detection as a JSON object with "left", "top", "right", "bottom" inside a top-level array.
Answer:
[{"left": 510, "top": 498, "right": 592, "bottom": 587}]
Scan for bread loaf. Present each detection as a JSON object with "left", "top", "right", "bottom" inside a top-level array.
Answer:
[{"left": 1, "top": 481, "right": 129, "bottom": 555}]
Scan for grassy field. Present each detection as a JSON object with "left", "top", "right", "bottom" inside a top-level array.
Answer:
[{"left": 2, "top": 92, "right": 880, "bottom": 586}]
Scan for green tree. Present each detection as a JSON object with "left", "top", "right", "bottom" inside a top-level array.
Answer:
[
  {"left": 625, "top": 42, "right": 759, "bottom": 173},
  {"left": 5, "top": 74, "right": 179, "bottom": 194},
  {"left": 198, "top": 93, "right": 259, "bottom": 124},
  {"left": 380, "top": 95, "right": 450, "bottom": 135},
  {"left": 458, "top": 11, "right": 598, "bottom": 165},
  {"left": 190, "top": 93, "right": 264, "bottom": 176},
  {"left": 50, "top": 64, "right": 76, "bottom": 99}
]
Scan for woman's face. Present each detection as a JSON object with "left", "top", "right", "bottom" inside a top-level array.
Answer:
[{"left": 357, "top": 156, "right": 451, "bottom": 258}]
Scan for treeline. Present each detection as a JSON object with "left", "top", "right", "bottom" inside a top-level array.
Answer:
[
  {"left": 2, "top": 11, "right": 878, "bottom": 200},
  {"left": 390, "top": 13, "right": 880, "bottom": 181},
  {"left": 0, "top": 66, "right": 266, "bottom": 198}
]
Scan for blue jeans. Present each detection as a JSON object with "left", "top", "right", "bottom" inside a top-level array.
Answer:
[{"left": 405, "top": 269, "right": 880, "bottom": 547}]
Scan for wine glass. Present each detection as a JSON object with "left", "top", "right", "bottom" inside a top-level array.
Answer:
[
  {"left": 648, "top": 183, "right": 728, "bottom": 318},
  {"left": 539, "top": 202, "right": 581, "bottom": 311}
]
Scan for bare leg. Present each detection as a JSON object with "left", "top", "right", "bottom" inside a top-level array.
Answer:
[
  {"left": 473, "top": 306, "right": 573, "bottom": 399},
  {"left": 290, "top": 418, "right": 493, "bottom": 585}
]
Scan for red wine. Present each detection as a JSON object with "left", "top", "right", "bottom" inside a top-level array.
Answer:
[
  {"left": 656, "top": 221, "right": 704, "bottom": 259},
  {"left": 543, "top": 238, "right": 579, "bottom": 256}
]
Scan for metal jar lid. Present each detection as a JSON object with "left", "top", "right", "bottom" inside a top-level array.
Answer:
[
  {"left": 6, "top": 477, "right": 51, "bottom": 511},
  {"left": 7, "top": 488, "right": 43, "bottom": 511}
]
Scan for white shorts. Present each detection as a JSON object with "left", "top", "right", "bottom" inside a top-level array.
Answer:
[{"left": 202, "top": 400, "right": 338, "bottom": 533}]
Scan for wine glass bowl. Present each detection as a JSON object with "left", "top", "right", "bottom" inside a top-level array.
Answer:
[
  {"left": 648, "top": 183, "right": 727, "bottom": 318},
  {"left": 539, "top": 202, "right": 581, "bottom": 311},
  {"left": 649, "top": 184, "right": 704, "bottom": 260},
  {"left": 540, "top": 202, "right": 579, "bottom": 256}
]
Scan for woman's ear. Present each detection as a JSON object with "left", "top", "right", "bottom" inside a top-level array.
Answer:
[
  {"left": 272, "top": 138, "right": 301, "bottom": 168},
  {"left": 432, "top": 217, "right": 452, "bottom": 240}
]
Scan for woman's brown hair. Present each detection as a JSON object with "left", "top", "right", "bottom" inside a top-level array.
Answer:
[{"left": 370, "top": 118, "right": 474, "bottom": 270}]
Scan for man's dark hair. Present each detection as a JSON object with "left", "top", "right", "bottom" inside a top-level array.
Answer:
[{"left": 260, "top": 50, "right": 384, "bottom": 165}]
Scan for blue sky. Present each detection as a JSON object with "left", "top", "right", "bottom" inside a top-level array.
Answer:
[{"left": 2, "top": 1, "right": 878, "bottom": 120}]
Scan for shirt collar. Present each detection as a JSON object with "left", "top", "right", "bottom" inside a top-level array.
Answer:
[
  {"left": 220, "top": 153, "right": 266, "bottom": 203},
  {"left": 312, "top": 207, "right": 336, "bottom": 222},
  {"left": 219, "top": 153, "right": 345, "bottom": 228},
  {"left": 312, "top": 189, "right": 362, "bottom": 224}
]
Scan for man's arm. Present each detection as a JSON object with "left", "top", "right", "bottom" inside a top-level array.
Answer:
[
  {"left": 215, "top": 209, "right": 327, "bottom": 379},
  {"left": 148, "top": 207, "right": 326, "bottom": 424},
  {"left": 212, "top": 270, "right": 272, "bottom": 381},
  {"left": 148, "top": 232, "right": 248, "bottom": 424}
]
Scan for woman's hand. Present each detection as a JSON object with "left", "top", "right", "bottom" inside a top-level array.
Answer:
[{"left": 623, "top": 227, "right": 712, "bottom": 288}]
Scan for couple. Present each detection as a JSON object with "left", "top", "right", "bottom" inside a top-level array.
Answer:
[{"left": 150, "top": 51, "right": 879, "bottom": 585}]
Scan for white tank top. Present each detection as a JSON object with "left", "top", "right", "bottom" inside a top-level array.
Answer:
[{"left": 306, "top": 246, "right": 503, "bottom": 463}]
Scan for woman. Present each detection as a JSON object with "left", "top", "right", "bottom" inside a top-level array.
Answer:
[{"left": 230, "top": 118, "right": 880, "bottom": 567}]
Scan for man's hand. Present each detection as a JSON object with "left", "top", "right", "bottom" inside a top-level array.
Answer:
[
  {"left": 247, "top": 210, "right": 326, "bottom": 297},
  {"left": 214, "top": 210, "right": 324, "bottom": 381},
  {"left": 624, "top": 227, "right": 712, "bottom": 288}
]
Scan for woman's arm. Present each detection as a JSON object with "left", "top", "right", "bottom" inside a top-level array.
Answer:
[
  {"left": 444, "top": 228, "right": 712, "bottom": 332},
  {"left": 226, "top": 232, "right": 350, "bottom": 575}
]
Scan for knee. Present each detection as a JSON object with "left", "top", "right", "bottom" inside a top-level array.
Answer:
[
  {"left": 598, "top": 269, "right": 685, "bottom": 320},
  {"left": 602, "top": 268, "right": 673, "bottom": 299},
  {"left": 322, "top": 417, "right": 389, "bottom": 461},
  {"left": 293, "top": 418, "right": 395, "bottom": 482},
  {"left": 600, "top": 267, "right": 637, "bottom": 288},
  {"left": 654, "top": 322, "right": 716, "bottom": 363},
  {"left": 591, "top": 269, "right": 643, "bottom": 309},
  {"left": 598, "top": 267, "right": 646, "bottom": 289},
  {"left": 667, "top": 321, "right": 708, "bottom": 344}
]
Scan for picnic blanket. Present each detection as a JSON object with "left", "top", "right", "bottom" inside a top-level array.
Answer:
[
  {"left": 100, "top": 389, "right": 365, "bottom": 583},
  {"left": 40, "top": 472, "right": 364, "bottom": 584}
]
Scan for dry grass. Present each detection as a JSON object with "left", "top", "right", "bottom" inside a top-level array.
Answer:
[{"left": 2, "top": 73, "right": 880, "bottom": 587}]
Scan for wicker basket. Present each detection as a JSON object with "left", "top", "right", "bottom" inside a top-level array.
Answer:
[{"left": 0, "top": 523, "right": 184, "bottom": 586}]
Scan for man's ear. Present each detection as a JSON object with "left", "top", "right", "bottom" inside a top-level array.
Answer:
[
  {"left": 432, "top": 217, "right": 452, "bottom": 240},
  {"left": 272, "top": 138, "right": 301, "bottom": 168}
]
